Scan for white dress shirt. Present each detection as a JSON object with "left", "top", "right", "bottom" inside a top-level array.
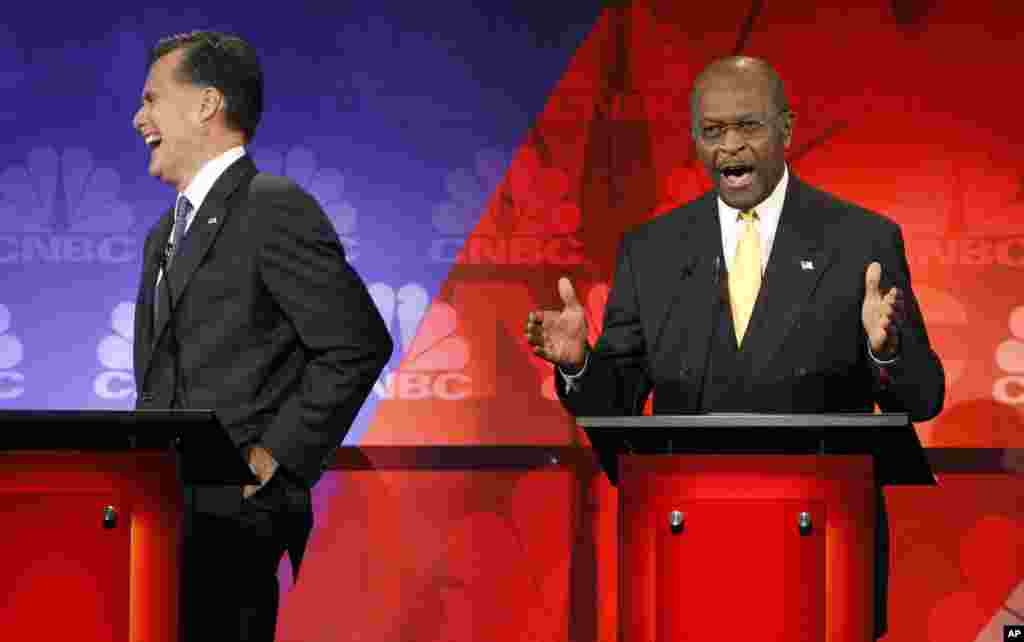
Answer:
[
  {"left": 717, "top": 164, "right": 789, "bottom": 272},
  {"left": 180, "top": 145, "right": 247, "bottom": 235},
  {"left": 156, "top": 146, "right": 246, "bottom": 288}
]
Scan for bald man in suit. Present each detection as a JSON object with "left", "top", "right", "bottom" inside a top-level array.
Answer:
[{"left": 527, "top": 56, "right": 944, "bottom": 638}]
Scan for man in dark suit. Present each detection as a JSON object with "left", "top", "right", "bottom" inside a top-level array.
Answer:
[
  {"left": 526, "top": 56, "right": 944, "bottom": 637},
  {"left": 131, "top": 32, "right": 392, "bottom": 641}
]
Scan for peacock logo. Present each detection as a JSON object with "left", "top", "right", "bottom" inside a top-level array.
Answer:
[
  {"left": 0, "top": 304, "right": 25, "bottom": 400},
  {"left": 0, "top": 147, "right": 137, "bottom": 264},
  {"left": 250, "top": 146, "right": 359, "bottom": 261},
  {"left": 993, "top": 306, "right": 1024, "bottom": 406},
  {"left": 94, "top": 302, "right": 135, "bottom": 401},
  {"left": 429, "top": 146, "right": 585, "bottom": 266},
  {"left": 368, "top": 283, "right": 472, "bottom": 400}
]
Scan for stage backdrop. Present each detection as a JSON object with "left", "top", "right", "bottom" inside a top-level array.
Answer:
[{"left": 0, "top": 2, "right": 1021, "bottom": 641}]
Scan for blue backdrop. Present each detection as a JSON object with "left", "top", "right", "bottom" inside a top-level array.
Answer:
[{"left": 0, "top": 2, "right": 599, "bottom": 444}]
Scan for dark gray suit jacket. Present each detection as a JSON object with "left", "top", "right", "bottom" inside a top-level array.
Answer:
[
  {"left": 559, "top": 175, "right": 944, "bottom": 420},
  {"left": 557, "top": 176, "right": 944, "bottom": 638},
  {"left": 134, "top": 155, "right": 392, "bottom": 518}
]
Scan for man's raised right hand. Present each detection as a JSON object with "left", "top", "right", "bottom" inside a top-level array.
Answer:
[{"left": 525, "top": 277, "right": 589, "bottom": 370}]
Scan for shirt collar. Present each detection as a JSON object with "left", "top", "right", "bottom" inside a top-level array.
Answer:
[
  {"left": 179, "top": 146, "right": 246, "bottom": 214},
  {"left": 717, "top": 163, "right": 789, "bottom": 227}
]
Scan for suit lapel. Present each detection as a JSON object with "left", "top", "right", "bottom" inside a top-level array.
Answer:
[
  {"left": 136, "top": 210, "right": 174, "bottom": 379},
  {"left": 654, "top": 193, "right": 723, "bottom": 379},
  {"left": 741, "top": 177, "right": 834, "bottom": 369},
  {"left": 149, "top": 156, "right": 257, "bottom": 357}
]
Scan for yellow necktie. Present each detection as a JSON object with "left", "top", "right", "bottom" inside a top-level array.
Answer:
[{"left": 729, "top": 209, "right": 761, "bottom": 345}]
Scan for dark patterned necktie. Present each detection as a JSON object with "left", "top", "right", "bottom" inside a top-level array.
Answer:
[
  {"left": 166, "top": 195, "right": 193, "bottom": 271},
  {"left": 154, "top": 195, "right": 192, "bottom": 332}
]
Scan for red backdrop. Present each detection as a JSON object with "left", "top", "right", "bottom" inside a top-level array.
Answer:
[{"left": 280, "top": 2, "right": 1024, "bottom": 640}]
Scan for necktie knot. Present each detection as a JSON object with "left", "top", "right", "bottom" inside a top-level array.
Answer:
[
  {"left": 738, "top": 209, "right": 758, "bottom": 223},
  {"left": 175, "top": 195, "right": 193, "bottom": 224}
]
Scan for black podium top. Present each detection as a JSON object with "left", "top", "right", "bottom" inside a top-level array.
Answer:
[
  {"left": 0, "top": 409, "right": 255, "bottom": 485},
  {"left": 577, "top": 413, "right": 934, "bottom": 486}
]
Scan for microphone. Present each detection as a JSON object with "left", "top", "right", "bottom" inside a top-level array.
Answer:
[
  {"left": 158, "top": 251, "right": 190, "bottom": 409},
  {"left": 694, "top": 255, "right": 722, "bottom": 412},
  {"left": 163, "top": 240, "right": 174, "bottom": 268}
]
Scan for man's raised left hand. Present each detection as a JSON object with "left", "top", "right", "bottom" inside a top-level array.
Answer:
[{"left": 862, "top": 261, "right": 904, "bottom": 359}]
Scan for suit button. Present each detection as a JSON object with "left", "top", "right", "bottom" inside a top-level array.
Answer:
[
  {"left": 680, "top": 366, "right": 692, "bottom": 380},
  {"left": 794, "top": 367, "right": 808, "bottom": 377},
  {"left": 140, "top": 392, "right": 154, "bottom": 403}
]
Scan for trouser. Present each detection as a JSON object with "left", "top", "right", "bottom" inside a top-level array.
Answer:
[{"left": 181, "top": 471, "right": 312, "bottom": 642}]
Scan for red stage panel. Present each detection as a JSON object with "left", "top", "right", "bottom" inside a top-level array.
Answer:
[
  {"left": 0, "top": 452, "right": 181, "bottom": 642},
  {"left": 0, "top": 490, "right": 129, "bottom": 639},
  {"left": 651, "top": 499, "right": 825, "bottom": 641},
  {"left": 621, "top": 454, "right": 874, "bottom": 642}
]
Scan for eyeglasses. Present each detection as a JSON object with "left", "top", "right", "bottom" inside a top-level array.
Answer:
[{"left": 697, "top": 111, "right": 787, "bottom": 144}]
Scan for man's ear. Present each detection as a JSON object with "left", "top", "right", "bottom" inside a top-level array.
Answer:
[
  {"left": 781, "top": 110, "right": 795, "bottom": 149},
  {"left": 197, "top": 86, "right": 225, "bottom": 125}
]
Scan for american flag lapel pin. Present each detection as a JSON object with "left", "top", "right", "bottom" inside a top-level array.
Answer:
[{"left": 800, "top": 259, "right": 814, "bottom": 271}]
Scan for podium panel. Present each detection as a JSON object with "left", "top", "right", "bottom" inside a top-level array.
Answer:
[
  {"left": 0, "top": 409, "right": 257, "bottom": 642},
  {"left": 0, "top": 451, "right": 182, "bottom": 642},
  {"left": 0, "top": 488, "right": 130, "bottom": 640},
  {"left": 652, "top": 499, "right": 825, "bottom": 641},
  {"left": 620, "top": 454, "right": 876, "bottom": 642},
  {"left": 577, "top": 413, "right": 929, "bottom": 642}
]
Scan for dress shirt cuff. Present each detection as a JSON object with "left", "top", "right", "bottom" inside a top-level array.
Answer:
[
  {"left": 867, "top": 341, "right": 900, "bottom": 366},
  {"left": 558, "top": 351, "right": 590, "bottom": 393}
]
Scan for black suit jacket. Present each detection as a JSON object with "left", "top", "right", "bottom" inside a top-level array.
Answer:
[
  {"left": 559, "top": 175, "right": 944, "bottom": 420},
  {"left": 557, "top": 175, "right": 944, "bottom": 638},
  {"left": 134, "top": 155, "right": 393, "bottom": 517}
]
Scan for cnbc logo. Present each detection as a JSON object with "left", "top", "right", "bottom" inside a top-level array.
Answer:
[
  {"left": 898, "top": 162, "right": 1024, "bottom": 269},
  {"left": 429, "top": 147, "right": 585, "bottom": 266},
  {"left": 0, "top": 304, "right": 25, "bottom": 399},
  {"left": 0, "top": 147, "right": 138, "bottom": 264},
  {"left": 910, "top": 237, "right": 1024, "bottom": 269},
  {"left": 250, "top": 146, "right": 360, "bottom": 260},
  {"left": 95, "top": 302, "right": 135, "bottom": 400},
  {"left": 368, "top": 283, "right": 473, "bottom": 400}
]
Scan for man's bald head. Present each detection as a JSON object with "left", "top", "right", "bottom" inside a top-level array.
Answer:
[
  {"left": 690, "top": 56, "right": 789, "bottom": 133},
  {"left": 689, "top": 56, "right": 794, "bottom": 210}
]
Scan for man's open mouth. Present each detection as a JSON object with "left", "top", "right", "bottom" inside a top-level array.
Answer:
[
  {"left": 720, "top": 164, "right": 754, "bottom": 188},
  {"left": 144, "top": 134, "right": 162, "bottom": 150}
]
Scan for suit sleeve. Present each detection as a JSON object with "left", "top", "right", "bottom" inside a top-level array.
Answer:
[
  {"left": 868, "top": 223, "right": 945, "bottom": 421},
  {"left": 557, "top": 236, "right": 653, "bottom": 416},
  {"left": 254, "top": 189, "right": 393, "bottom": 485}
]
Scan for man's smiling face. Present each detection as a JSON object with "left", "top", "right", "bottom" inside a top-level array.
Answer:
[
  {"left": 132, "top": 47, "right": 206, "bottom": 192},
  {"left": 693, "top": 69, "right": 793, "bottom": 211}
]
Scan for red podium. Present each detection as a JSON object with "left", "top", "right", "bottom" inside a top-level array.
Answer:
[
  {"left": 0, "top": 410, "right": 254, "bottom": 642},
  {"left": 578, "top": 413, "right": 934, "bottom": 642}
]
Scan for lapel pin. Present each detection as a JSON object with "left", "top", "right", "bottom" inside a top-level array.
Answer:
[
  {"left": 800, "top": 260, "right": 814, "bottom": 271},
  {"left": 208, "top": 217, "right": 218, "bottom": 225}
]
